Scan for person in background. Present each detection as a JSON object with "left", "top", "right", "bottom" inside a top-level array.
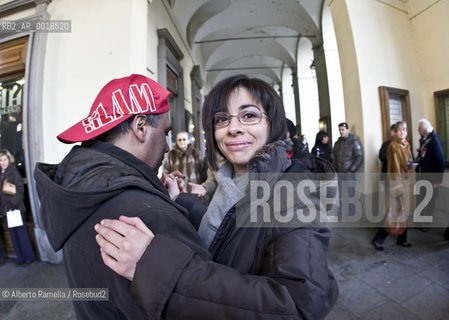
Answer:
[
  {"left": 372, "top": 121, "right": 414, "bottom": 250},
  {"left": 332, "top": 122, "right": 363, "bottom": 174},
  {"left": 0, "top": 149, "right": 35, "bottom": 265},
  {"left": 415, "top": 119, "right": 445, "bottom": 232},
  {"left": 0, "top": 181, "right": 5, "bottom": 266},
  {"left": 164, "top": 131, "right": 203, "bottom": 190},
  {"left": 0, "top": 224, "right": 4, "bottom": 265},
  {"left": 312, "top": 131, "right": 331, "bottom": 162},
  {"left": 379, "top": 124, "right": 397, "bottom": 176},
  {"left": 286, "top": 118, "right": 309, "bottom": 159},
  {"left": 332, "top": 122, "right": 364, "bottom": 216},
  {"left": 299, "top": 135, "right": 309, "bottom": 154}
]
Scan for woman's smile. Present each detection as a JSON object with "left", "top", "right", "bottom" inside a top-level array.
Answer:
[
  {"left": 224, "top": 140, "right": 253, "bottom": 151},
  {"left": 214, "top": 87, "right": 269, "bottom": 176}
]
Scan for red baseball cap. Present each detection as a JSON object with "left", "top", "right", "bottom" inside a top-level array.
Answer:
[{"left": 57, "top": 74, "right": 171, "bottom": 143}]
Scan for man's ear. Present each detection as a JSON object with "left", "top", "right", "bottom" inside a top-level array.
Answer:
[{"left": 132, "top": 115, "right": 148, "bottom": 142}]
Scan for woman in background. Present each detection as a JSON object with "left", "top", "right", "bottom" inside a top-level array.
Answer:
[
  {"left": 164, "top": 131, "right": 203, "bottom": 190},
  {"left": 312, "top": 131, "right": 331, "bottom": 162},
  {"left": 0, "top": 149, "right": 35, "bottom": 265}
]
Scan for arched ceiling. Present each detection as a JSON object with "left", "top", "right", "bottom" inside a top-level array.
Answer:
[{"left": 169, "top": 0, "right": 324, "bottom": 86}]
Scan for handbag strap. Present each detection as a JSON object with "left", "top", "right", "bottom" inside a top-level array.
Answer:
[{"left": 418, "top": 138, "right": 432, "bottom": 157}]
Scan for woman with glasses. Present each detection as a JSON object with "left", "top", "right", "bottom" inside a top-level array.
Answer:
[
  {"left": 163, "top": 131, "right": 203, "bottom": 190},
  {"left": 96, "top": 75, "right": 338, "bottom": 319}
]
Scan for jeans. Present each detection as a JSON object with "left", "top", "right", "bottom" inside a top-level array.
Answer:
[{"left": 338, "top": 173, "right": 356, "bottom": 217}]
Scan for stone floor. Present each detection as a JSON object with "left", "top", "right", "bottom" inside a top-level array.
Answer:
[
  {"left": 0, "top": 260, "right": 75, "bottom": 319},
  {"left": 327, "top": 227, "right": 449, "bottom": 320},
  {"left": 0, "top": 227, "right": 448, "bottom": 320}
]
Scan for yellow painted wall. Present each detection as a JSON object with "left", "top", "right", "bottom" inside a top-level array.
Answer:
[
  {"left": 408, "top": 0, "right": 449, "bottom": 126},
  {"left": 327, "top": 0, "right": 364, "bottom": 159},
  {"left": 323, "top": 2, "right": 346, "bottom": 145},
  {"left": 329, "top": 0, "right": 433, "bottom": 184},
  {"left": 297, "top": 39, "right": 320, "bottom": 144},
  {"left": 350, "top": 0, "right": 426, "bottom": 177},
  {"left": 40, "top": 0, "right": 198, "bottom": 162}
]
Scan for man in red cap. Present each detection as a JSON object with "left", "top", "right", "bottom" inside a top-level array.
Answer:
[{"left": 33, "top": 74, "right": 210, "bottom": 319}]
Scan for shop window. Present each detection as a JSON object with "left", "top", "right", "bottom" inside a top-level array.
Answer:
[
  {"left": 0, "top": 36, "right": 37, "bottom": 258},
  {"left": 0, "top": 77, "right": 24, "bottom": 169}
]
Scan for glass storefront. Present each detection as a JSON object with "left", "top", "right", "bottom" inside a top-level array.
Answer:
[
  {"left": 0, "top": 77, "right": 25, "bottom": 175},
  {"left": 0, "top": 76, "right": 36, "bottom": 258}
]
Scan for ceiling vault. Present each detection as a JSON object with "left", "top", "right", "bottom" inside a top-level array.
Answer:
[
  {"left": 194, "top": 34, "right": 316, "bottom": 44},
  {"left": 168, "top": 0, "right": 324, "bottom": 85}
]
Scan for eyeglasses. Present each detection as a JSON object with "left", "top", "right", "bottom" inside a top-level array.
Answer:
[{"left": 213, "top": 105, "right": 267, "bottom": 128}]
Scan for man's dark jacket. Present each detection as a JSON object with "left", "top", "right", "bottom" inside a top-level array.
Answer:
[
  {"left": 312, "top": 144, "right": 331, "bottom": 162},
  {"left": 332, "top": 133, "right": 363, "bottom": 173},
  {"left": 378, "top": 139, "right": 391, "bottom": 174},
  {"left": 34, "top": 141, "right": 210, "bottom": 319},
  {"left": 416, "top": 130, "right": 445, "bottom": 184}
]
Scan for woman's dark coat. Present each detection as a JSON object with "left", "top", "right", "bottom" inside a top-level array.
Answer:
[
  {"left": 0, "top": 164, "right": 26, "bottom": 215},
  {"left": 133, "top": 140, "right": 339, "bottom": 319},
  {"left": 416, "top": 130, "right": 445, "bottom": 184},
  {"left": 311, "top": 131, "right": 331, "bottom": 162}
]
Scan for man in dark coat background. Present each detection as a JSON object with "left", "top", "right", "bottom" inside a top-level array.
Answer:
[
  {"left": 332, "top": 122, "right": 364, "bottom": 174},
  {"left": 416, "top": 119, "right": 445, "bottom": 232},
  {"left": 332, "top": 122, "right": 364, "bottom": 216},
  {"left": 378, "top": 123, "right": 396, "bottom": 176}
]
